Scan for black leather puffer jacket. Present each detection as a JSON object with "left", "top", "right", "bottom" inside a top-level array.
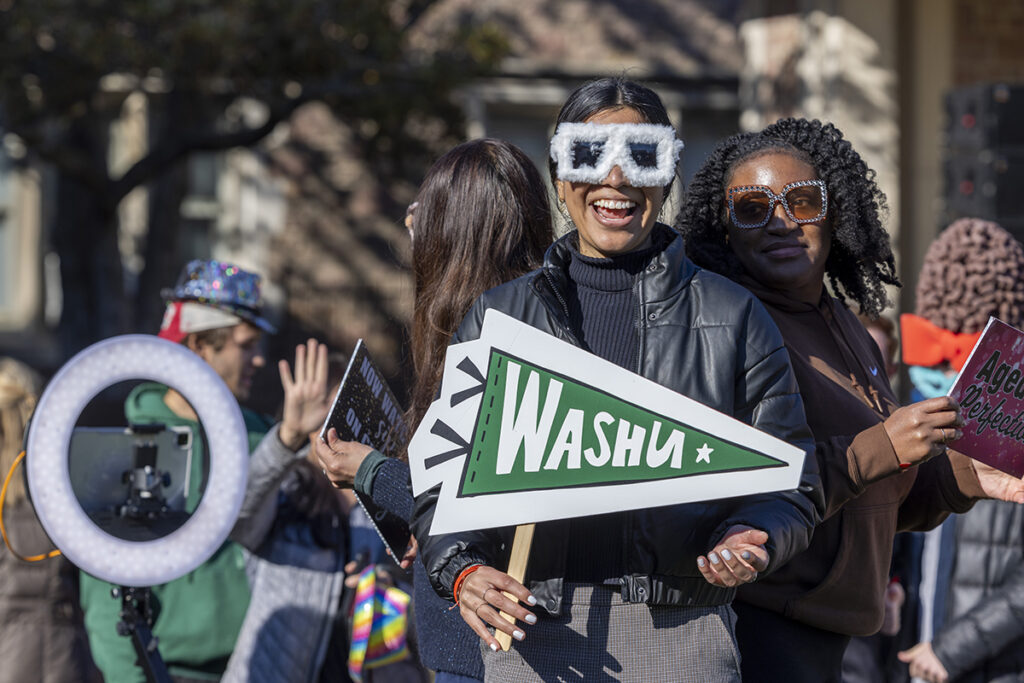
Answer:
[
  {"left": 932, "top": 499, "right": 1024, "bottom": 683},
  {"left": 411, "top": 226, "right": 825, "bottom": 616}
]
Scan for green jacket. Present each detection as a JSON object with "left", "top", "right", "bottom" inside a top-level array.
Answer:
[{"left": 80, "top": 382, "right": 272, "bottom": 682}]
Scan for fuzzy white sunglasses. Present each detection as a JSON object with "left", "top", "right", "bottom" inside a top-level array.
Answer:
[{"left": 549, "top": 122, "right": 685, "bottom": 187}]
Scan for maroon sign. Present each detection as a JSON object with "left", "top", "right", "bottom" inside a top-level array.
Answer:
[{"left": 949, "top": 317, "right": 1024, "bottom": 477}]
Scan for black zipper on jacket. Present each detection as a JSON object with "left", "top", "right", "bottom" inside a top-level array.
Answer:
[
  {"left": 624, "top": 265, "right": 649, "bottom": 575},
  {"left": 634, "top": 267, "right": 645, "bottom": 375},
  {"left": 541, "top": 269, "right": 580, "bottom": 345}
]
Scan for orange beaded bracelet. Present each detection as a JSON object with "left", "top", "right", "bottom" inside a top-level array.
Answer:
[{"left": 452, "top": 563, "right": 484, "bottom": 606}]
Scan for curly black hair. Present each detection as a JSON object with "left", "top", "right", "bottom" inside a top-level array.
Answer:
[{"left": 676, "top": 118, "right": 899, "bottom": 317}]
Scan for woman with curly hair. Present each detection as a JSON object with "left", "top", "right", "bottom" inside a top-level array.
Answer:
[{"left": 677, "top": 118, "right": 1024, "bottom": 683}]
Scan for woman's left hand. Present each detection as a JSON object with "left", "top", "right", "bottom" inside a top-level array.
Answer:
[
  {"left": 315, "top": 427, "right": 374, "bottom": 488},
  {"left": 971, "top": 459, "right": 1024, "bottom": 503},
  {"left": 697, "top": 525, "right": 770, "bottom": 587}
]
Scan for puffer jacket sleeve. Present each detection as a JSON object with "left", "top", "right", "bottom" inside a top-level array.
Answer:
[
  {"left": 409, "top": 295, "right": 512, "bottom": 601},
  {"left": 930, "top": 559, "right": 1024, "bottom": 680},
  {"left": 410, "top": 486, "right": 510, "bottom": 601},
  {"left": 712, "top": 295, "right": 825, "bottom": 572}
]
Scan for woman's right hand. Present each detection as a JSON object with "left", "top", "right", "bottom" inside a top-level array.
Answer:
[
  {"left": 882, "top": 396, "right": 964, "bottom": 467},
  {"left": 456, "top": 566, "right": 537, "bottom": 651}
]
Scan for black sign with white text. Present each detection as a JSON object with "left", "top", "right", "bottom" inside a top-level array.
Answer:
[{"left": 320, "top": 340, "right": 411, "bottom": 563}]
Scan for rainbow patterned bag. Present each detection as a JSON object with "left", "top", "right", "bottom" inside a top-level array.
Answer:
[{"left": 347, "top": 564, "right": 411, "bottom": 681}]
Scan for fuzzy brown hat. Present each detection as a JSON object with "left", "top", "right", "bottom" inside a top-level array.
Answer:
[{"left": 914, "top": 218, "right": 1024, "bottom": 333}]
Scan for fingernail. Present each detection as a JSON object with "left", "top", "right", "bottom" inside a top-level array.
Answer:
[
  {"left": 490, "top": 642, "right": 498, "bottom": 651},
  {"left": 697, "top": 557, "right": 706, "bottom": 568},
  {"left": 526, "top": 595, "right": 537, "bottom": 606},
  {"left": 709, "top": 553, "right": 720, "bottom": 565},
  {"left": 513, "top": 630, "right": 525, "bottom": 641},
  {"left": 525, "top": 613, "right": 537, "bottom": 624},
  {"left": 742, "top": 551, "right": 751, "bottom": 561},
  {"left": 721, "top": 549, "right": 733, "bottom": 561}
]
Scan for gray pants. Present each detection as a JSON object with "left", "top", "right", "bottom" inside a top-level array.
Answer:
[{"left": 482, "top": 583, "right": 742, "bottom": 683}]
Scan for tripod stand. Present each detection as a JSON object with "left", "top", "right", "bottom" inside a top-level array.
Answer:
[{"left": 114, "top": 585, "right": 173, "bottom": 683}]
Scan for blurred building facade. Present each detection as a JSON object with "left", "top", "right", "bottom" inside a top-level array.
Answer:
[{"left": 2, "top": 0, "right": 1023, "bottom": 405}]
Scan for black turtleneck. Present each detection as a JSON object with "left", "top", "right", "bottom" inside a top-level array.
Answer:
[
  {"left": 565, "top": 239, "right": 659, "bottom": 372},
  {"left": 563, "top": 234, "right": 664, "bottom": 582}
]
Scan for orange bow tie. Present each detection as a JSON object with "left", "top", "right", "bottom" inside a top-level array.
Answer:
[{"left": 900, "top": 313, "right": 982, "bottom": 371}]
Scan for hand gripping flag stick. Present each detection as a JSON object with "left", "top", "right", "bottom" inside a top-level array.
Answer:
[{"left": 495, "top": 523, "right": 535, "bottom": 651}]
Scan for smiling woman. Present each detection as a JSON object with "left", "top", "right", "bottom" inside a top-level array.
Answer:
[
  {"left": 552, "top": 108, "right": 677, "bottom": 258},
  {"left": 411, "top": 78, "right": 825, "bottom": 683}
]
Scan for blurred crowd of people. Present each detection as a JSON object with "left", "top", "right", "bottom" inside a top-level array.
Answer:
[{"left": 1, "top": 77, "right": 1023, "bottom": 683}]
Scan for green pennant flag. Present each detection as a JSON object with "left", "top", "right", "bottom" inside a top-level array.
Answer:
[
  {"left": 459, "top": 349, "right": 785, "bottom": 497},
  {"left": 408, "top": 309, "right": 806, "bottom": 535}
]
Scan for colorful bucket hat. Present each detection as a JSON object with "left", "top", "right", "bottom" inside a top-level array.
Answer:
[{"left": 158, "top": 259, "right": 276, "bottom": 342}]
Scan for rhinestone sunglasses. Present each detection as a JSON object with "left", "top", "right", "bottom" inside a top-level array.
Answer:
[{"left": 727, "top": 179, "right": 828, "bottom": 229}]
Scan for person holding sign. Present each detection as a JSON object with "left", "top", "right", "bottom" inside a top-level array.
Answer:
[
  {"left": 410, "top": 78, "right": 825, "bottom": 683},
  {"left": 678, "top": 118, "right": 1024, "bottom": 683},
  {"left": 315, "top": 138, "right": 553, "bottom": 683},
  {"left": 896, "top": 217, "right": 1024, "bottom": 683}
]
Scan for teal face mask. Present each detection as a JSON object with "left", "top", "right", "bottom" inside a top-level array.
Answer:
[{"left": 908, "top": 365, "right": 958, "bottom": 399}]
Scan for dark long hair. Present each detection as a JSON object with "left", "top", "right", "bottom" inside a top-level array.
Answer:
[
  {"left": 677, "top": 118, "right": 899, "bottom": 317},
  {"left": 407, "top": 139, "right": 552, "bottom": 433},
  {"left": 549, "top": 77, "right": 676, "bottom": 195}
]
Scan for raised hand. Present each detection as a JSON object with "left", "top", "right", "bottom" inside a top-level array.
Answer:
[
  {"left": 278, "top": 339, "right": 331, "bottom": 451},
  {"left": 883, "top": 396, "right": 964, "bottom": 467},
  {"left": 697, "top": 525, "right": 770, "bottom": 587}
]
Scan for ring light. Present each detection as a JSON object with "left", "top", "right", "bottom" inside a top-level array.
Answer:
[{"left": 26, "top": 335, "right": 249, "bottom": 587}]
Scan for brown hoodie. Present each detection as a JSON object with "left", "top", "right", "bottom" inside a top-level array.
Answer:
[{"left": 736, "top": 280, "right": 985, "bottom": 636}]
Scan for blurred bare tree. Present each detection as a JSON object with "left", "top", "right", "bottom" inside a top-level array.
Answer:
[{"left": 0, "top": 0, "right": 506, "bottom": 358}]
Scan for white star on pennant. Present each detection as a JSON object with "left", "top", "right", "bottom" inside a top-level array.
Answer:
[{"left": 696, "top": 443, "right": 713, "bottom": 464}]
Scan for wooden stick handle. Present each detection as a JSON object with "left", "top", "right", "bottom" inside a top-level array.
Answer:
[{"left": 495, "top": 523, "right": 535, "bottom": 651}]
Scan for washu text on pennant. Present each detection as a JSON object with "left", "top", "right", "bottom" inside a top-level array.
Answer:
[{"left": 409, "top": 310, "right": 808, "bottom": 535}]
